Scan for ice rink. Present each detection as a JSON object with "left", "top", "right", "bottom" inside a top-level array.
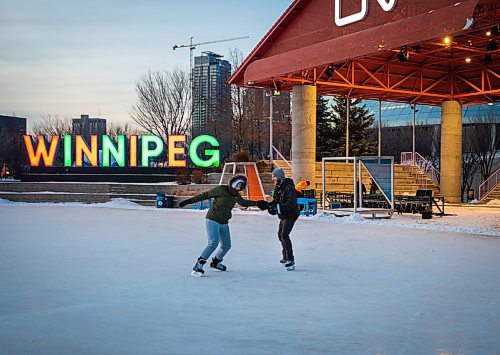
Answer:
[{"left": 1, "top": 200, "right": 499, "bottom": 354}]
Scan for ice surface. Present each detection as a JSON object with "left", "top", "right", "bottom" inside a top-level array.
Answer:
[{"left": 1, "top": 202, "right": 499, "bottom": 354}]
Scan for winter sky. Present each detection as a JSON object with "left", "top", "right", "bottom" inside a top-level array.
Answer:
[{"left": 0, "top": 0, "right": 292, "bottom": 129}]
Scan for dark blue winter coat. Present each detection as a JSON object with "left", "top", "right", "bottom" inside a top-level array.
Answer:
[{"left": 271, "top": 178, "right": 300, "bottom": 220}]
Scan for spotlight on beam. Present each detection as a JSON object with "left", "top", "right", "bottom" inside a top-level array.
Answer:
[
  {"left": 493, "top": 25, "right": 500, "bottom": 36},
  {"left": 486, "top": 39, "right": 498, "bottom": 52},
  {"left": 397, "top": 47, "right": 409, "bottom": 62},
  {"left": 443, "top": 36, "right": 452, "bottom": 45},
  {"left": 324, "top": 66, "right": 335, "bottom": 78}
]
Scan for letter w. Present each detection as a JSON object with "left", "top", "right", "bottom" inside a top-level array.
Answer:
[{"left": 24, "top": 135, "right": 60, "bottom": 167}]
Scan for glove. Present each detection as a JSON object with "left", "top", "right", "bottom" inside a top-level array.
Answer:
[
  {"left": 256, "top": 200, "right": 269, "bottom": 210},
  {"left": 179, "top": 198, "right": 192, "bottom": 208},
  {"left": 268, "top": 204, "right": 277, "bottom": 215}
]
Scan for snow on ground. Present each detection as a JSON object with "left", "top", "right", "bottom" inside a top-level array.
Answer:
[{"left": 1, "top": 201, "right": 500, "bottom": 354}]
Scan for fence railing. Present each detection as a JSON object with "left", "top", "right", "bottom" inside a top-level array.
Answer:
[
  {"left": 401, "top": 152, "right": 440, "bottom": 187},
  {"left": 479, "top": 168, "right": 500, "bottom": 201},
  {"left": 272, "top": 146, "right": 291, "bottom": 169}
]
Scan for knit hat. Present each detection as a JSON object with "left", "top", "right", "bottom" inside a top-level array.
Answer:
[{"left": 272, "top": 168, "right": 286, "bottom": 180}]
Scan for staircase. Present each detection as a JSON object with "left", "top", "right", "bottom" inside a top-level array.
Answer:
[
  {"left": 481, "top": 185, "right": 500, "bottom": 203},
  {"left": 273, "top": 160, "right": 292, "bottom": 178},
  {"left": 400, "top": 165, "right": 442, "bottom": 196},
  {"left": 268, "top": 161, "right": 441, "bottom": 200},
  {"left": 316, "top": 162, "right": 440, "bottom": 197},
  {"left": 479, "top": 168, "right": 500, "bottom": 203},
  {"left": 400, "top": 152, "right": 441, "bottom": 194}
]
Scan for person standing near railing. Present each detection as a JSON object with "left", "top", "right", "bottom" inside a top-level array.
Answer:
[{"left": 268, "top": 168, "right": 300, "bottom": 271}]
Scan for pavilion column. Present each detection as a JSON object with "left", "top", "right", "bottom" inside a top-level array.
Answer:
[
  {"left": 291, "top": 85, "right": 316, "bottom": 185},
  {"left": 440, "top": 100, "right": 462, "bottom": 204}
]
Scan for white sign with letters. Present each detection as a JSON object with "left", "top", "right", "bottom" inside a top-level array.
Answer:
[{"left": 335, "top": 0, "right": 397, "bottom": 27}]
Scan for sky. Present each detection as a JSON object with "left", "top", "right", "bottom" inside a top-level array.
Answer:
[{"left": 0, "top": 0, "right": 292, "bottom": 130}]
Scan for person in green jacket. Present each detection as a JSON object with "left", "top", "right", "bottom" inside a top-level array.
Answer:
[{"left": 179, "top": 175, "right": 268, "bottom": 277}]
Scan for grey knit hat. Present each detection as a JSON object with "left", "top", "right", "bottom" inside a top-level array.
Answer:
[{"left": 272, "top": 168, "right": 286, "bottom": 180}]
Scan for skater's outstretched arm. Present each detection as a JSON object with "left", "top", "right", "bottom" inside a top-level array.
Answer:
[
  {"left": 178, "top": 187, "right": 222, "bottom": 207},
  {"left": 236, "top": 195, "right": 267, "bottom": 209}
]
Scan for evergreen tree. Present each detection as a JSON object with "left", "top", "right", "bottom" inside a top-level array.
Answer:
[
  {"left": 330, "top": 97, "right": 376, "bottom": 157},
  {"left": 315, "top": 96, "right": 336, "bottom": 160}
]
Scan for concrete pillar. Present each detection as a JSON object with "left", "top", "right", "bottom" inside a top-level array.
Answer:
[
  {"left": 440, "top": 100, "right": 462, "bottom": 204},
  {"left": 291, "top": 85, "right": 316, "bottom": 185}
]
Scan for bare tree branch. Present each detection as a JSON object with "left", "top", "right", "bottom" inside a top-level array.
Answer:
[
  {"left": 31, "top": 115, "right": 72, "bottom": 136},
  {"left": 130, "top": 69, "right": 192, "bottom": 139}
]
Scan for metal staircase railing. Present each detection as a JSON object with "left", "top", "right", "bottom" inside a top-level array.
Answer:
[
  {"left": 401, "top": 152, "right": 440, "bottom": 188},
  {"left": 479, "top": 168, "right": 500, "bottom": 202},
  {"left": 271, "top": 145, "right": 291, "bottom": 169}
]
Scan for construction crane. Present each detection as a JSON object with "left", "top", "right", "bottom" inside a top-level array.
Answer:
[{"left": 173, "top": 36, "right": 249, "bottom": 86}]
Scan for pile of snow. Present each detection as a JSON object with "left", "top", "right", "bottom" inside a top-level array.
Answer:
[{"left": 0, "top": 198, "right": 148, "bottom": 210}]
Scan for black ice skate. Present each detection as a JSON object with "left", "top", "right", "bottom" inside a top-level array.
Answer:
[
  {"left": 191, "top": 257, "right": 206, "bottom": 277},
  {"left": 210, "top": 257, "right": 227, "bottom": 271},
  {"left": 280, "top": 258, "right": 287, "bottom": 264},
  {"left": 285, "top": 260, "right": 295, "bottom": 271}
]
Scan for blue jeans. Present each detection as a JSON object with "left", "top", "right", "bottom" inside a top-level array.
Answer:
[{"left": 200, "top": 219, "right": 231, "bottom": 260}]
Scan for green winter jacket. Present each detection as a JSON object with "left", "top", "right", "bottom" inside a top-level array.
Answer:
[{"left": 189, "top": 185, "right": 258, "bottom": 224}]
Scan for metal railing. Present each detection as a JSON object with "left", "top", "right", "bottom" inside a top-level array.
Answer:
[
  {"left": 479, "top": 168, "right": 500, "bottom": 202},
  {"left": 401, "top": 152, "right": 440, "bottom": 187},
  {"left": 272, "top": 145, "right": 291, "bottom": 169},
  {"left": 322, "top": 156, "right": 394, "bottom": 215},
  {"left": 219, "top": 162, "right": 265, "bottom": 200}
]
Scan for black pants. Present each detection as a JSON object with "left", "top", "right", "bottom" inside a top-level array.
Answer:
[{"left": 278, "top": 218, "right": 296, "bottom": 262}]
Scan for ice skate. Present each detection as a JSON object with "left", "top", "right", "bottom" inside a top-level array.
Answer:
[
  {"left": 285, "top": 260, "right": 295, "bottom": 271},
  {"left": 210, "top": 257, "right": 227, "bottom": 271},
  {"left": 191, "top": 257, "right": 206, "bottom": 277}
]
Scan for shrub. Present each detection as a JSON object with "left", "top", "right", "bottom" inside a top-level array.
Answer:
[
  {"left": 191, "top": 170, "right": 205, "bottom": 184},
  {"left": 230, "top": 150, "right": 251, "bottom": 162},
  {"left": 175, "top": 168, "right": 191, "bottom": 185}
]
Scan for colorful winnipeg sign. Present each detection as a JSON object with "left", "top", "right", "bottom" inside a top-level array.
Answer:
[
  {"left": 23, "top": 134, "right": 220, "bottom": 168},
  {"left": 335, "top": 0, "right": 397, "bottom": 26}
]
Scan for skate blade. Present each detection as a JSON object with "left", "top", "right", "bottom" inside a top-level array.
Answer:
[
  {"left": 191, "top": 270, "right": 204, "bottom": 277},
  {"left": 286, "top": 265, "right": 295, "bottom": 271}
]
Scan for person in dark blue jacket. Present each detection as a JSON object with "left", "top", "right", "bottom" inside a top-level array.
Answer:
[{"left": 268, "top": 168, "right": 300, "bottom": 271}]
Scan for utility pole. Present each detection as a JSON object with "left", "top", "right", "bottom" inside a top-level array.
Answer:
[{"left": 266, "top": 90, "right": 280, "bottom": 165}]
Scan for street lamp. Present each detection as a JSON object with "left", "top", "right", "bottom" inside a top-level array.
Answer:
[{"left": 266, "top": 90, "right": 281, "bottom": 165}]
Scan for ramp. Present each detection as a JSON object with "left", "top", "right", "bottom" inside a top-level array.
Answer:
[
  {"left": 219, "top": 162, "right": 266, "bottom": 201},
  {"left": 245, "top": 164, "right": 264, "bottom": 201}
]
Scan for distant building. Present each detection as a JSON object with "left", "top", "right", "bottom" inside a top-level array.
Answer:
[
  {"left": 0, "top": 115, "right": 27, "bottom": 136},
  {"left": 192, "top": 52, "right": 231, "bottom": 158},
  {"left": 72, "top": 114, "right": 106, "bottom": 141},
  {"left": 364, "top": 101, "right": 500, "bottom": 128}
]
